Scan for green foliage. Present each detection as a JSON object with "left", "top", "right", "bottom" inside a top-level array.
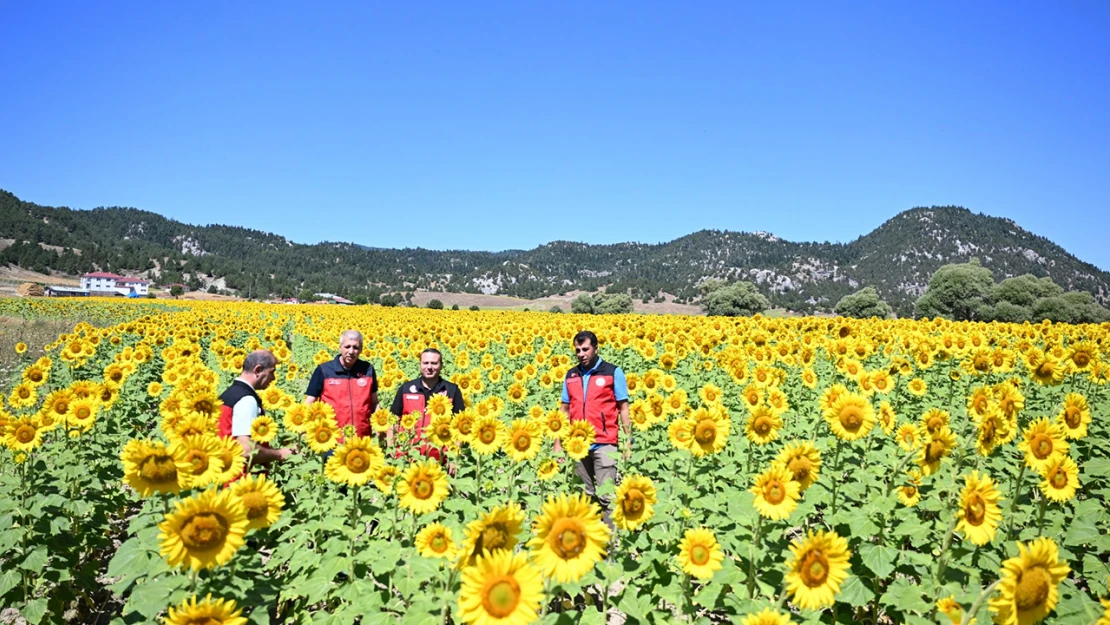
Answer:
[
  {"left": 914, "top": 260, "right": 994, "bottom": 320},
  {"left": 426, "top": 299, "right": 444, "bottom": 310},
  {"left": 570, "top": 293, "right": 633, "bottom": 315},
  {"left": 835, "top": 287, "right": 892, "bottom": 319},
  {"left": 169, "top": 285, "right": 184, "bottom": 298},
  {"left": 701, "top": 281, "right": 769, "bottom": 317}
]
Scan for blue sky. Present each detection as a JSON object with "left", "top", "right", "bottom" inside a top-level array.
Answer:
[{"left": 2, "top": 2, "right": 1108, "bottom": 270}]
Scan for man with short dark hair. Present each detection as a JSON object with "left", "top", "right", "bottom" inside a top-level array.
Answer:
[
  {"left": 559, "top": 331, "right": 631, "bottom": 526},
  {"left": 218, "top": 349, "right": 295, "bottom": 466},
  {"left": 305, "top": 330, "right": 379, "bottom": 437},
  {"left": 391, "top": 348, "right": 465, "bottom": 461}
]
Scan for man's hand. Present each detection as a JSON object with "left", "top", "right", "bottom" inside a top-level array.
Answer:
[{"left": 552, "top": 439, "right": 565, "bottom": 463}]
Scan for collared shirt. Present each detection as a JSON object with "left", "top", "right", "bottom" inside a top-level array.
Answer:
[
  {"left": 561, "top": 357, "right": 628, "bottom": 404},
  {"left": 390, "top": 377, "right": 466, "bottom": 416}
]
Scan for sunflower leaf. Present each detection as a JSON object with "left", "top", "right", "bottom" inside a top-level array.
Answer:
[
  {"left": 838, "top": 575, "right": 875, "bottom": 608},
  {"left": 1064, "top": 514, "right": 1100, "bottom": 547},
  {"left": 858, "top": 542, "right": 897, "bottom": 579}
]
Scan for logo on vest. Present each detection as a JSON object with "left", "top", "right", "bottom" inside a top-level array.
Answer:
[
  {"left": 410, "top": 385, "right": 418, "bottom": 393},
  {"left": 595, "top": 378, "right": 606, "bottom": 387},
  {"left": 327, "top": 379, "right": 342, "bottom": 385},
  {"left": 356, "top": 379, "right": 368, "bottom": 387}
]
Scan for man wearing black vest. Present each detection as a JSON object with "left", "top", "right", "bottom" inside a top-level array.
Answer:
[
  {"left": 390, "top": 348, "right": 465, "bottom": 462},
  {"left": 559, "top": 330, "right": 631, "bottom": 527},
  {"left": 218, "top": 350, "right": 296, "bottom": 468}
]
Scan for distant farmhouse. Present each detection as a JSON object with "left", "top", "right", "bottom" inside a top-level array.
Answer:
[{"left": 78, "top": 272, "right": 150, "bottom": 297}]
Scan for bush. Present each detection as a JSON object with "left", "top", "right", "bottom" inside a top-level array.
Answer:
[
  {"left": 835, "top": 287, "right": 892, "bottom": 319},
  {"left": 451, "top": 304, "right": 460, "bottom": 311},
  {"left": 914, "top": 260, "right": 994, "bottom": 320},
  {"left": 427, "top": 299, "right": 444, "bottom": 310},
  {"left": 549, "top": 305, "right": 563, "bottom": 314},
  {"left": 701, "top": 281, "right": 769, "bottom": 317},
  {"left": 469, "top": 305, "right": 480, "bottom": 311}
]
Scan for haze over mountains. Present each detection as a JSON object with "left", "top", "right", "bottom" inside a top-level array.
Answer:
[{"left": 1, "top": 189, "right": 1107, "bottom": 316}]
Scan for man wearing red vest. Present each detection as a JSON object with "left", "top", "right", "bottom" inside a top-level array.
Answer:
[
  {"left": 305, "top": 330, "right": 379, "bottom": 437},
  {"left": 389, "top": 348, "right": 466, "bottom": 461},
  {"left": 218, "top": 349, "right": 296, "bottom": 466},
  {"left": 560, "top": 330, "right": 631, "bottom": 527}
]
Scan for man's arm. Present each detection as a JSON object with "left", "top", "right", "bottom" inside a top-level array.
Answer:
[
  {"left": 236, "top": 435, "right": 293, "bottom": 464},
  {"left": 370, "top": 391, "right": 379, "bottom": 414}
]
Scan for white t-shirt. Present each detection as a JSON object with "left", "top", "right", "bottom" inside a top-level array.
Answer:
[{"left": 230, "top": 380, "right": 261, "bottom": 437}]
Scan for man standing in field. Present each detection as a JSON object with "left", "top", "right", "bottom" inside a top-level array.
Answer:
[
  {"left": 560, "top": 330, "right": 631, "bottom": 527},
  {"left": 218, "top": 349, "right": 296, "bottom": 467},
  {"left": 390, "top": 348, "right": 466, "bottom": 461},
  {"left": 305, "top": 330, "right": 379, "bottom": 438}
]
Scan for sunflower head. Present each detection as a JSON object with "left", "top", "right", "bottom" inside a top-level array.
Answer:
[
  {"left": 784, "top": 530, "right": 852, "bottom": 611},
  {"left": 416, "top": 522, "right": 457, "bottom": 560},
  {"left": 457, "top": 550, "right": 543, "bottom": 625},
  {"left": 397, "top": 458, "right": 451, "bottom": 515},
  {"left": 163, "top": 594, "right": 248, "bottom": 625},
  {"left": 158, "top": 487, "right": 248, "bottom": 571},
  {"left": 230, "top": 474, "right": 285, "bottom": 530},
  {"left": 750, "top": 464, "right": 801, "bottom": 521},
  {"left": 526, "top": 493, "right": 610, "bottom": 583},
  {"left": 677, "top": 527, "right": 724, "bottom": 580},
  {"left": 988, "top": 537, "right": 1070, "bottom": 625},
  {"left": 612, "top": 475, "right": 657, "bottom": 531},
  {"left": 460, "top": 503, "right": 525, "bottom": 567},
  {"left": 325, "top": 436, "right": 385, "bottom": 487},
  {"left": 826, "top": 392, "right": 875, "bottom": 441}
]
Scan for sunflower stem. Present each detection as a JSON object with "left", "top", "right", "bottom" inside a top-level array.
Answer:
[
  {"left": 829, "top": 439, "right": 843, "bottom": 518},
  {"left": 1005, "top": 460, "right": 1026, "bottom": 538},
  {"left": 960, "top": 578, "right": 1002, "bottom": 625},
  {"left": 746, "top": 514, "right": 763, "bottom": 598},
  {"left": 1035, "top": 494, "right": 1048, "bottom": 537},
  {"left": 473, "top": 452, "right": 483, "bottom": 506},
  {"left": 933, "top": 513, "right": 959, "bottom": 586}
]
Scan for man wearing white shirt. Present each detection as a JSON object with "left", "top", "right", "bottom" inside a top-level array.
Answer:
[{"left": 217, "top": 349, "right": 295, "bottom": 466}]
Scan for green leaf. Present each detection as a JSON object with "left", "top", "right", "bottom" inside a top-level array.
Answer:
[
  {"left": 22, "top": 598, "right": 48, "bottom": 625},
  {"left": 617, "top": 591, "right": 654, "bottom": 624},
  {"left": 127, "top": 575, "right": 190, "bottom": 618},
  {"left": 1064, "top": 514, "right": 1100, "bottom": 547},
  {"left": 880, "top": 577, "right": 930, "bottom": 613},
  {"left": 0, "top": 569, "right": 20, "bottom": 598},
  {"left": 107, "top": 538, "right": 151, "bottom": 579},
  {"left": 859, "top": 543, "right": 898, "bottom": 579},
  {"left": 838, "top": 576, "right": 875, "bottom": 608},
  {"left": 20, "top": 546, "right": 48, "bottom": 571}
]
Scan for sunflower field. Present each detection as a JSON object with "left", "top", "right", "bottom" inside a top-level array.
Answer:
[{"left": 1, "top": 297, "right": 1109, "bottom": 625}]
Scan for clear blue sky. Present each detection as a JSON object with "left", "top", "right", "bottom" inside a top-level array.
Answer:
[{"left": 2, "top": 2, "right": 1108, "bottom": 270}]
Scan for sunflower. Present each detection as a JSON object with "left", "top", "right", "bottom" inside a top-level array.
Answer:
[
  {"left": 826, "top": 392, "right": 875, "bottom": 441},
  {"left": 397, "top": 458, "right": 451, "bottom": 515},
  {"left": 956, "top": 471, "right": 1002, "bottom": 546},
  {"left": 174, "top": 435, "right": 227, "bottom": 489},
  {"left": 783, "top": 530, "right": 852, "bottom": 611},
  {"left": 741, "top": 608, "right": 794, "bottom": 625},
  {"left": 504, "top": 419, "right": 542, "bottom": 462},
  {"left": 43, "top": 389, "right": 73, "bottom": 425},
  {"left": 215, "top": 436, "right": 247, "bottom": 484},
  {"left": 400, "top": 412, "right": 419, "bottom": 431},
  {"left": 750, "top": 465, "right": 801, "bottom": 521},
  {"left": 677, "top": 527, "right": 724, "bottom": 580},
  {"left": 158, "top": 487, "right": 248, "bottom": 570},
  {"left": 14, "top": 342, "right": 28, "bottom": 355},
  {"left": 230, "top": 474, "right": 285, "bottom": 530},
  {"left": 21, "top": 363, "right": 49, "bottom": 387},
  {"left": 907, "top": 377, "right": 927, "bottom": 397},
  {"left": 470, "top": 415, "right": 506, "bottom": 455},
  {"left": 374, "top": 464, "right": 399, "bottom": 493},
  {"left": 250, "top": 415, "right": 278, "bottom": 445},
  {"left": 1026, "top": 351, "right": 1066, "bottom": 386},
  {"left": 698, "top": 383, "right": 723, "bottom": 405},
  {"left": 897, "top": 472, "right": 922, "bottom": 507},
  {"left": 460, "top": 503, "right": 525, "bottom": 566},
  {"left": 121, "top": 439, "right": 191, "bottom": 496},
  {"left": 452, "top": 410, "right": 477, "bottom": 443},
  {"left": 326, "top": 436, "right": 385, "bottom": 487},
  {"left": 163, "top": 594, "right": 247, "bottom": 625},
  {"left": 425, "top": 413, "right": 455, "bottom": 448},
  {"left": 305, "top": 417, "right": 340, "bottom": 453},
  {"left": 537, "top": 458, "right": 560, "bottom": 481},
  {"left": 7, "top": 382, "right": 37, "bottom": 410},
  {"left": 541, "top": 409, "right": 569, "bottom": 440},
  {"left": 975, "top": 410, "right": 1010, "bottom": 457},
  {"left": 772, "top": 441, "right": 821, "bottom": 492},
  {"left": 1038, "top": 455, "right": 1079, "bottom": 502},
  {"left": 688, "top": 406, "right": 731, "bottom": 457},
  {"left": 416, "top": 522, "right": 457, "bottom": 560},
  {"left": 282, "top": 403, "right": 312, "bottom": 433},
  {"left": 3, "top": 416, "right": 44, "bottom": 452},
  {"left": 1055, "top": 393, "right": 1090, "bottom": 440},
  {"left": 993, "top": 383, "right": 1025, "bottom": 420},
  {"left": 527, "top": 493, "right": 610, "bottom": 582},
  {"left": 457, "top": 549, "right": 543, "bottom": 625},
  {"left": 920, "top": 408, "right": 950, "bottom": 434},
  {"left": 745, "top": 405, "right": 782, "bottom": 445},
  {"left": 612, "top": 475, "right": 657, "bottom": 531},
  {"left": 917, "top": 426, "right": 957, "bottom": 477},
  {"left": 896, "top": 423, "right": 920, "bottom": 451},
  {"left": 937, "top": 595, "right": 964, "bottom": 625},
  {"left": 1017, "top": 418, "right": 1068, "bottom": 474},
  {"left": 988, "top": 537, "right": 1070, "bottom": 625}
]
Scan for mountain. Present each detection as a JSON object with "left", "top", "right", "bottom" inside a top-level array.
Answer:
[{"left": 2, "top": 189, "right": 1107, "bottom": 315}]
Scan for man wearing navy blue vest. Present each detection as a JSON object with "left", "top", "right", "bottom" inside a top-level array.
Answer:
[{"left": 560, "top": 330, "right": 631, "bottom": 527}]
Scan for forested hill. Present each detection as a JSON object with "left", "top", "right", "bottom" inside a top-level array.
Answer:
[{"left": 2, "top": 189, "right": 1107, "bottom": 315}]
